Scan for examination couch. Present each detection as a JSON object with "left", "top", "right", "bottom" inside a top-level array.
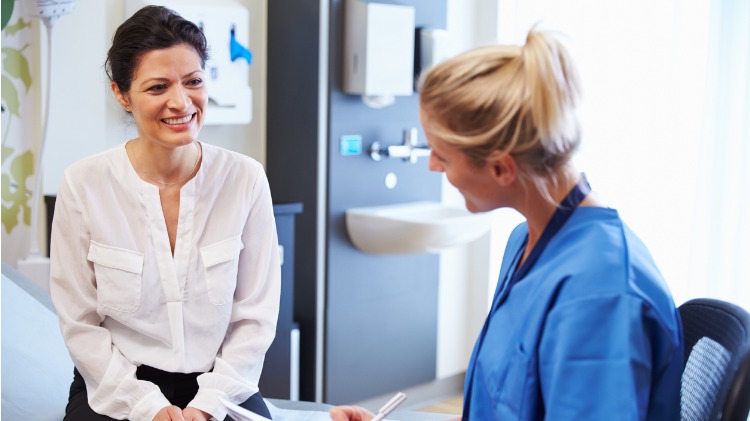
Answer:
[{"left": 1, "top": 264, "right": 452, "bottom": 421}]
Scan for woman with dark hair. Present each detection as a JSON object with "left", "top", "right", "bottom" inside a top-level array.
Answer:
[
  {"left": 331, "top": 29, "right": 683, "bottom": 421},
  {"left": 50, "top": 6, "right": 279, "bottom": 421}
]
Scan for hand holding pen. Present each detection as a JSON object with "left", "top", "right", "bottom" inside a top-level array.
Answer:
[
  {"left": 329, "top": 392, "right": 406, "bottom": 421},
  {"left": 371, "top": 392, "right": 406, "bottom": 421}
]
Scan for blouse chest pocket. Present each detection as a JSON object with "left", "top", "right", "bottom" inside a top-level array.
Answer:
[
  {"left": 200, "top": 235, "right": 244, "bottom": 305},
  {"left": 87, "top": 241, "right": 144, "bottom": 313}
]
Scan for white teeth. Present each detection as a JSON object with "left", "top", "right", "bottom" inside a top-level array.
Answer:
[{"left": 163, "top": 115, "right": 192, "bottom": 125}]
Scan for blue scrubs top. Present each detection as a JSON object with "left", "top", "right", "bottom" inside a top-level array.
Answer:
[{"left": 464, "top": 207, "right": 683, "bottom": 420}]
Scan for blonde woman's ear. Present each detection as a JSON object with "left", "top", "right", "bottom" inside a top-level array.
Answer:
[{"left": 487, "top": 150, "right": 517, "bottom": 187}]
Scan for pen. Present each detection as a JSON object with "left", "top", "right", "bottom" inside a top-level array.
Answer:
[{"left": 371, "top": 392, "right": 407, "bottom": 421}]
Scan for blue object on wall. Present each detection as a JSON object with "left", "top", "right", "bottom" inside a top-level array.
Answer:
[
  {"left": 230, "top": 26, "right": 252, "bottom": 64},
  {"left": 339, "top": 135, "right": 363, "bottom": 156}
]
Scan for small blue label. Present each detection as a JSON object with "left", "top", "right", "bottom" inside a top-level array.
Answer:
[{"left": 340, "top": 135, "right": 362, "bottom": 156}]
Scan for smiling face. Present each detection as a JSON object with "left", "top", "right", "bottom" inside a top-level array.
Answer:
[
  {"left": 420, "top": 112, "right": 498, "bottom": 212},
  {"left": 112, "top": 44, "right": 207, "bottom": 149},
  {"left": 420, "top": 107, "right": 517, "bottom": 213}
]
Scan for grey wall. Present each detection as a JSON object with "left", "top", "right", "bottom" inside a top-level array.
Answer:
[{"left": 267, "top": 0, "right": 447, "bottom": 404}]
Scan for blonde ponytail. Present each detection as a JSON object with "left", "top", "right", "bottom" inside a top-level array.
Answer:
[
  {"left": 418, "top": 29, "right": 583, "bottom": 200},
  {"left": 521, "top": 30, "right": 582, "bottom": 165}
]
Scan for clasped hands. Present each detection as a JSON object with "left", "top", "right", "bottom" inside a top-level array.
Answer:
[{"left": 153, "top": 406, "right": 211, "bottom": 421}]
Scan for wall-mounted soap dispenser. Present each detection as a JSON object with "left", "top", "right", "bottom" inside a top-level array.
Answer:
[
  {"left": 124, "top": 0, "right": 253, "bottom": 125},
  {"left": 343, "top": 0, "right": 415, "bottom": 108}
]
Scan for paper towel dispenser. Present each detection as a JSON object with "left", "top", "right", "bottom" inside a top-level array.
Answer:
[
  {"left": 124, "top": 0, "right": 252, "bottom": 125},
  {"left": 343, "top": 0, "right": 415, "bottom": 103}
]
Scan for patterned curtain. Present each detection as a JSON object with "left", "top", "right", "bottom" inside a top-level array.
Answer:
[{"left": 2, "top": 0, "right": 41, "bottom": 267}]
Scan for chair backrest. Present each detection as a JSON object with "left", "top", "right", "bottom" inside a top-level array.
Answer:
[{"left": 679, "top": 298, "right": 750, "bottom": 421}]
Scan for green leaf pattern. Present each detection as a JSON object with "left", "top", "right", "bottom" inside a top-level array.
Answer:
[
  {"left": 1, "top": 73, "right": 20, "bottom": 116},
  {"left": 2, "top": 42, "right": 31, "bottom": 118},
  {"left": 3, "top": 45, "right": 32, "bottom": 91},
  {"left": 3, "top": 17, "right": 30, "bottom": 36},
  {"left": 1, "top": 13, "right": 36, "bottom": 234},
  {"left": 1, "top": 146, "right": 33, "bottom": 233}
]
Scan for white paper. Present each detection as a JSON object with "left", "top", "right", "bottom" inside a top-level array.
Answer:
[
  {"left": 220, "top": 398, "right": 273, "bottom": 421},
  {"left": 265, "top": 400, "right": 333, "bottom": 421}
]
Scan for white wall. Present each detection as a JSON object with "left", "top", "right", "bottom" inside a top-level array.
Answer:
[{"left": 39, "top": 0, "right": 111, "bottom": 198}]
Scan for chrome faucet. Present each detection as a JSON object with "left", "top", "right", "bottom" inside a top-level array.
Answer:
[{"left": 369, "top": 128, "right": 431, "bottom": 163}]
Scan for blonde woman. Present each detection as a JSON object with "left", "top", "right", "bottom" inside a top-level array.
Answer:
[{"left": 331, "top": 30, "right": 682, "bottom": 421}]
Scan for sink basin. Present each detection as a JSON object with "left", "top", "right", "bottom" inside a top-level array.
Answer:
[{"left": 346, "top": 201, "right": 492, "bottom": 254}]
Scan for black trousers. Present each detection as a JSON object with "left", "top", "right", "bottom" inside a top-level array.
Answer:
[{"left": 65, "top": 366, "right": 272, "bottom": 420}]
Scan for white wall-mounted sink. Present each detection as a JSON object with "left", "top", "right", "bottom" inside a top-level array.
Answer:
[{"left": 346, "top": 201, "right": 492, "bottom": 254}]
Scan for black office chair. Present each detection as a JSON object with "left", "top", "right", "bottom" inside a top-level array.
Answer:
[{"left": 679, "top": 298, "right": 750, "bottom": 421}]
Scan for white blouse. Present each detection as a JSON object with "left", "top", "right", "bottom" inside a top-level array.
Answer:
[{"left": 49, "top": 142, "right": 280, "bottom": 421}]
